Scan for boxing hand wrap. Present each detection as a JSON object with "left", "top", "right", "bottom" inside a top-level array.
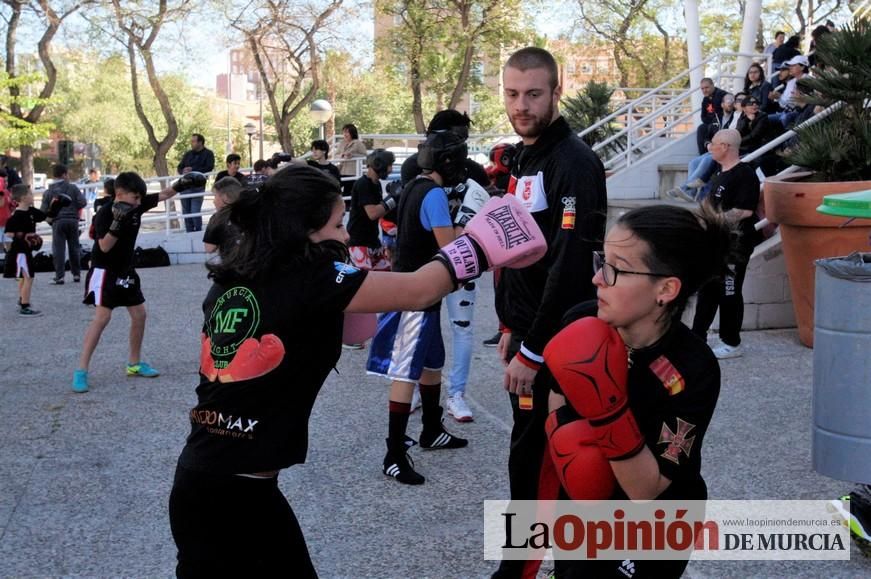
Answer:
[
  {"left": 109, "top": 201, "right": 135, "bottom": 234},
  {"left": 544, "top": 317, "right": 644, "bottom": 461},
  {"left": 433, "top": 195, "right": 546, "bottom": 287},
  {"left": 172, "top": 171, "right": 207, "bottom": 192},
  {"left": 454, "top": 179, "right": 490, "bottom": 228},
  {"left": 546, "top": 407, "right": 616, "bottom": 500}
]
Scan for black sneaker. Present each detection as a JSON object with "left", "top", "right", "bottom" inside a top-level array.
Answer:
[
  {"left": 19, "top": 306, "right": 42, "bottom": 317},
  {"left": 420, "top": 428, "right": 468, "bottom": 450},
  {"left": 73, "top": 276, "right": 81, "bottom": 283},
  {"left": 482, "top": 333, "right": 501, "bottom": 347},
  {"left": 382, "top": 439, "right": 425, "bottom": 485},
  {"left": 830, "top": 490, "right": 871, "bottom": 555},
  {"left": 50, "top": 278, "right": 64, "bottom": 285}
]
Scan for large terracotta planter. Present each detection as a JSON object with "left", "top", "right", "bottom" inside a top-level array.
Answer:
[{"left": 763, "top": 173, "right": 871, "bottom": 347}]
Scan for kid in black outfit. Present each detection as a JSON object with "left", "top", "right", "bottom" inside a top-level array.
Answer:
[
  {"left": 3, "top": 184, "right": 46, "bottom": 316},
  {"left": 202, "top": 176, "right": 242, "bottom": 256},
  {"left": 72, "top": 171, "right": 191, "bottom": 393},
  {"left": 169, "top": 164, "right": 545, "bottom": 576},
  {"left": 307, "top": 139, "right": 342, "bottom": 183}
]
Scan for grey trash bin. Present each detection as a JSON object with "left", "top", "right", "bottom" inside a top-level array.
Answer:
[{"left": 813, "top": 252, "right": 871, "bottom": 483}]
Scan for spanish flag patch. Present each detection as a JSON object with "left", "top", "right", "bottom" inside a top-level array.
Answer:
[{"left": 649, "top": 355, "right": 685, "bottom": 396}]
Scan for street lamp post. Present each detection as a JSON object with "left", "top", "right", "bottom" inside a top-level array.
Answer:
[
  {"left": 244, "top": 122, "right": 257, "bottom": 166},
  {"left": 309, "top": 99, "right": 333, "bottom": 141}
]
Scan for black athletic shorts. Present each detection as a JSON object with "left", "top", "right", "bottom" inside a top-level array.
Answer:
[{"left": 83, "top": 267, "right": 145, "bottom": 309}]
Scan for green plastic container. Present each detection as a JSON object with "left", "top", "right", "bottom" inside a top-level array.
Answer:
[{"left": 817, "top": 189, "right": 871, "bottom": 219}]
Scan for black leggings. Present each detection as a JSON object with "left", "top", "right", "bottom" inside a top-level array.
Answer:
[
  {"left": 692, "top": 259, "right": 749, "bottom": 347},
  {"left": 169, "top": 465, "right": 317, "bottom": 578}
]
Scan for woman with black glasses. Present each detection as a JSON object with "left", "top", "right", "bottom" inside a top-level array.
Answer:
[{"left": 535, "top": 203, "right": 733, "bottom": 578}]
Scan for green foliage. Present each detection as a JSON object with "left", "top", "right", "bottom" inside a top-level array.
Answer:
[
  {"left": 376, "top": 0, "right": 532, "bottom": 127},
  {"left": 783, "top": 19, "right": 871, "bottom": 182},
  {"left": 48, "top": 51, "right": 247, "bottom": 174},
  {"left": 328, "top": 52, "right": 417, "bottom": 135},
  {"left": 0, "top": 72, "right": 55, "bottom": 148},
  {"left": 562, "top": 81, "right": 613, "bottom": 134},
  {"left": 561, "top": 80, "right": 625, "bottom": 159}
]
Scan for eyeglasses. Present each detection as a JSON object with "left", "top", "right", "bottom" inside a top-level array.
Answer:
[{"left": 593, "top": 251, "right": 671, "bottom": 287}]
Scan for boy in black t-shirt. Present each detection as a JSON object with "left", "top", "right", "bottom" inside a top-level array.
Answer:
[
  {"left": 346, "top": 149, "right": 395, "bottom": 273},
  {"left": 307, "top": 139, "right": 342, "bottom": 183},
  {"left": 214, "top": 153, "right": 247, "bottom": 186},
  {"left": 72, "top": 171, "right": 190, "bottom": 393},
  {"left": 3, "top": 184, "right": 46, "bottom": 316},
  {"left": 203, "top": 176, "right": 242, "bottom": 256}
]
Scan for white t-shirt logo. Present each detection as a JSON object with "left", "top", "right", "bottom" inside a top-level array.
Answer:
[{"left": 514, "top": 171, "right": 548, "bottom": 213}]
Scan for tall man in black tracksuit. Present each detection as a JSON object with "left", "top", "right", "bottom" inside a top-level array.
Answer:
[{"left": 492, "top": 47, "right": 607, "bottom": 578}]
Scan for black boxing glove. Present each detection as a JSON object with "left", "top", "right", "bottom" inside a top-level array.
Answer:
[
  {"left": 109, "top": 201, "right": 135, "bottom": 234},
  {"left": 172, "top": 171, "right": 207, "bottom": 192},
  {"left": 46, "top": 193, "right": 72, "bottom": 221}
]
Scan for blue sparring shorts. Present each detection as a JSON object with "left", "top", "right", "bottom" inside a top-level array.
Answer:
[{"left": 366, "top": 310, "right": 445, "bottom": 384}]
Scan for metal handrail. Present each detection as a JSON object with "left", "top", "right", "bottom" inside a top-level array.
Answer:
[{"left": 582, "top": 51, "right": 771, "bottom": 171}]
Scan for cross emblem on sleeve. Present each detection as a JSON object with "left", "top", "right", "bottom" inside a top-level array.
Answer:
[{"left": 658, "top": 417, "right": 696, "bottom": 465}]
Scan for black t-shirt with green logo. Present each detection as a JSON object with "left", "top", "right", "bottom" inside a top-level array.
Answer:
[{"left": 178, "top": 258, "right": 368, "bottom": 474}]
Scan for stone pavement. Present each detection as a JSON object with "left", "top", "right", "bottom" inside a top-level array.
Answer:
[{"left": 0, "top": 265, "right": 868, "bottom": 578}]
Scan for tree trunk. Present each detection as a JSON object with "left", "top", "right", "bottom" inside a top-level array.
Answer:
[{"left": 20, "top": 145, "right": 34, "bottom": 188}]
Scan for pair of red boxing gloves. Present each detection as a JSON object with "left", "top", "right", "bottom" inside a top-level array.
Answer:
[{"left": 543, "top": 317, "right": 646, "bottom": 500}]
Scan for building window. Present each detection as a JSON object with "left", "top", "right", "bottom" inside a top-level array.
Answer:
[
  {"left": 567, "top": 61, "right": 576, "bottom": 74},
  {"left": 581, "top": 62, "right": 593, "bottom": 74}
]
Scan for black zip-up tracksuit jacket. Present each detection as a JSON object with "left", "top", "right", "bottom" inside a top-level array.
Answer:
[{"left": 495, "top": 116, "right": 607, "bottom": 362}]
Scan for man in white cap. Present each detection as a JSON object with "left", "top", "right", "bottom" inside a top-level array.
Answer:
[{"left": 769, "top": 54, "right": 810, "bottom": 128}]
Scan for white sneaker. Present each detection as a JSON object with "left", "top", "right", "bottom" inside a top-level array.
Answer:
[
  {"left": 410, "top": 385, "right": 421, "bottom": 413},
  {"left": 712, "top": 343, "right": 743, "bottom": 359},
  {"left": 446, "top": 393, "right": 474, "bottom": 422}
]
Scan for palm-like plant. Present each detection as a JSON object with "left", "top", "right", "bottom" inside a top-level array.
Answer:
[
  {"left": 783, "top": 18, "right": 871, "bottom": 182},
  {"left": 562, "top": 81, "right": 625, "bottom": 159}
]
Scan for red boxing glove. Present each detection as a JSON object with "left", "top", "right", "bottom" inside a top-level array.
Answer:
[
  {"left": 546, "top": 408, "right": 615, "bottom": 500},
  {"left": 543, "top": 317, "right": 644, "bottom": 461}
]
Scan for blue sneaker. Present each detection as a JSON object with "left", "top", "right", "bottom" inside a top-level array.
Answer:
[
  {"left": 72, "top": 369, "right": 89, "bottom": 393},
  {"left": 126, "top": 361, "right": 160, "bottom": 378}
]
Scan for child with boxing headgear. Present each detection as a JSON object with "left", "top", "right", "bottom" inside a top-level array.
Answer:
[
  {"left": 367, "top": 131, "right": 493, "bottom": 484},
  {"left": 346, "top": 149, "right": 396, "bottom": 275},
  {"left": 3, "top": 184, "right": 46, "bottom": 316},
  {"left": 527, "top": 204, "right": 732, "bottom": 579},
  {"left": 72, "top": 171, "right": 192, "bottom": 393},
  {"left": 169, "top": 163, "right": 546, "bottom": 575}
]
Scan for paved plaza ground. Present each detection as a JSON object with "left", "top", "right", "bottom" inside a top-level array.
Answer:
[{"left": 1, "top": 265, "right": 869, "bottom": 578}]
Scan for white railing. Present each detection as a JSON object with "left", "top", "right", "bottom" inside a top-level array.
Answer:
[{"left": 581, "top": 51, "right": 772, "bottom": 173}]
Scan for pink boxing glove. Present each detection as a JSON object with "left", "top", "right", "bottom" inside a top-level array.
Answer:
[{"left": 434, "top": 194, "right": 546, "bottom": 287}]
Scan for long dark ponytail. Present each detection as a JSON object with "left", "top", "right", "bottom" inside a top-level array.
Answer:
[
  {"left": 207, "top": 163, "right": 347, "bottom": 284},
  {"left": 617, "top": 204, "right": 734, "bottom": 320}
]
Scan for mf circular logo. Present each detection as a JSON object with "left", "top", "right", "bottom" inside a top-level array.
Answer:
[{"left": 207, "top": 286, "right": 261, "bottom": 359}]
